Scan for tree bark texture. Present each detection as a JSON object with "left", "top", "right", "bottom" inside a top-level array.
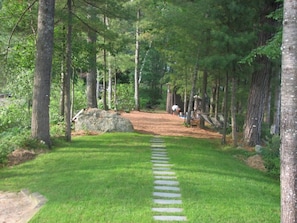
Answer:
[
  {"left": 221, "top": 72, "right": 229, "bottom": 145},
  {"left": 231, "top": 76, "right": 237, "bottom": 146},
  {"left": 86, "top": 28, "right": 98, "bottom": 108},
  {"left": 281, "top": 1, "right": 297, "bottom": 222},
  {"left": 244, "top": 57, "right": 270, "bottom": 146},
  {"left": 243, "top": 0, "right": 277, "bottom": 147},
  {"left": 134, "top": 9, "right": 140, "bottom": 111},
  {"left": 64, "top": 0, "right": 72, "bottom": 142},
  {"left": 200, "top": 71, "right": 207, "bottom": 128},
  {"left": 31, "top": 0, "right": 55, "bottom": 148},
  {"left": 272, "top": 72, "right": 281, "bottom": 135},
  {"left": 186, "top": 64, "right": 198, "bottom": 125},
  {"left": 86, "top": 6, "right": 98, "bottom": 109}
]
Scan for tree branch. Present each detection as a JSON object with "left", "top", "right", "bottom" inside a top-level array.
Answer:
[{"left": 6, "top": 0, "right": 38, "bottom": 60}]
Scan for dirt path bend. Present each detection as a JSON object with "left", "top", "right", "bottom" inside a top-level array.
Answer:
[{"left": 121, "top": 111, "right": 221, "bottom": 139}]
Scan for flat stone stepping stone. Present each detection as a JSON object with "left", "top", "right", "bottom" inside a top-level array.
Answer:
[
  {"left": 152, "top": 208, "right": 183, "bottom": 213},
  {"left": 154, "top": 199, "right": 182, "bottom": 204},
  {"left": 154, "top": 186, "right": 180, "bottom": 191},
  {"left": 153, "top": 167, "right": 171, "bottom": 171},
  {"left": 150, "top": 141, "right": 164, "bottom": 144},
  {"left": 152, "top": 160, "right": 169, "bottom": 164},
  {"left": 152, "top": 156, "right": 169, "bottom": 160},
  {"left": 152, "top": 153, "right": 168, "bottom": 157},
  {"left": 153, "top": 216, "right": 187, "bottom": 221},
  {"left": 154, "top": 180, "right": 179, "bottom": 185},
  {"left": 152, "top": 149, "right": 167, "bottom": 152},
  {"left": 154, "top": 164, "right": 173, "bottom": 167},
  {"left": 155, "top": 176, "right": 177, "bottom": 179},
  {"left": 152, "top": 150, "right": 167, "bottom": 154},
  {"left": 151, "top": 144, "right": 166, "bottom": 148},
  {"left": 153, "top": 192, "right": 181, "bottom": 198},
  {"left": 153, "top": 171, "right": 175, "bottom": 175}
]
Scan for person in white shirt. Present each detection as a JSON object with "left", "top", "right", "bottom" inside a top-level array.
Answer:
[{"left": 172, "top": 104, "right": 180, "bottom": 115}]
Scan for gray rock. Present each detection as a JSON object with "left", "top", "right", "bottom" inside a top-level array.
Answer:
[
  {"left": 74, "top": 108, "right": 134, "bottom": 133},
  {"left": 255, "top": 145, "right": 262, "bottom": 153}
]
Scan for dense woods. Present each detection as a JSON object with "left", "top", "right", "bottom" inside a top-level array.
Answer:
[{"left": 0, "top": 0, "right": 282, "bottom": 146}]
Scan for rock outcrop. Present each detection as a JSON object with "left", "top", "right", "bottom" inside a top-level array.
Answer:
[{"left": 73, "top": 108, "right": 134, "bottom": 133}]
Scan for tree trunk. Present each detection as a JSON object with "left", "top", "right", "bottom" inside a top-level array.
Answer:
[
  {"left": 210, "top": 82, "right": 217, "bottom": 116},
  {"left": 103, "top": 46, "right": 108, "bottom": 110},
  {"left": 215, "top": 78, "right": 220, "bottom": 119},
  {"left": 243, "top": 58, "right": 270, "bottom": 146},
  {"left": 200, "top": 71, "right": 207, "bottom": 128},
  {"left": 86, "top": 7, "right": 98, "bottom": 108},
  {"left": 60, "top": 63, "right": 65, "bottom": 117},
  {"left": 221, "top": 72, "right": 229, "bottom": 145},
  {"left": 64, "top": 0, "right": 72, "bottom": 142},
  {"left": 264, "top": 74, "right": 272, "bottom": 124},
  {"left": 108, "top": 54, "right": 112, "bottom": 109},
  {"left": 134, "top": 8, "right": 140, "bottom": 111},
  {"left": 272, "top": 72, "right": 281, "bottom": 135},
  {"left": 186, "top": 63, "right": 198, "bottom": 125},
  {"left": 280, "top": 1, "right": 297, "bottom": 222},
  {"left": 231, "top": 76, "right": 237, "bottom": 147},
  {"left": 31, "top": 0, "right": 55, "bottom": 148},
  {"left": 166, "top": 84, "right": 172, "bottom": 113}
]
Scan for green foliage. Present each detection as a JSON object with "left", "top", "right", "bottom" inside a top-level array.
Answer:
[
  {"left": 0, "top": 100, "right": 30, "bottom": 132},
  {"left": 0, "top": 128, "right": 47, "bottom": 166},
  {"left": 262, "top": 135, "right": 280, "bottom": 178},
  {"left": 116, "top": 83, "right": 134, "bottom": 111}
]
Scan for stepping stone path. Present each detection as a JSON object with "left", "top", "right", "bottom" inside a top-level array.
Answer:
[{"left": 150, "top": 136, "right": 187, "bottom": 222}]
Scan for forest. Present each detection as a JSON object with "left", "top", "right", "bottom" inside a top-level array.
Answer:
[{"left": 0, "top": 1, "right": 282, "bottom": 154}]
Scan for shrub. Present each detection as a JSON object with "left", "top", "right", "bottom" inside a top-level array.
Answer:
[
  {"left": 116, "top": 84, "right": 134, "bottom": 111},
  {"left": 0, "top": 101, "right": 30, "bottom": 132},
  {"left": 262, "top": 135, "right": 280, "bottom": 178}
]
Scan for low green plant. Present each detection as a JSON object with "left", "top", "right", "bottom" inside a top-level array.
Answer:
[
  {"left": 116, "top": 84, "right": 134, "bottom": 111},
  {"left": 0, "top": 101, "right": 30, "bottom": 132},
  {"left": 262, "top": 135, "right": 280, "bottom": 178}
]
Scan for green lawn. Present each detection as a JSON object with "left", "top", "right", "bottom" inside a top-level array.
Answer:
[{"left": 0, "top": 133, "right": 280, "bottom": 222}]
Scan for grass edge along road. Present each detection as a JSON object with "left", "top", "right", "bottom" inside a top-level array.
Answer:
[{"left": 0, "top": 133, "right": 279, "bottom": 222}]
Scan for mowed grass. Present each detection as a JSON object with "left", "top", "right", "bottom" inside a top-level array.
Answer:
[
  {"left": 0, "top": 133, "right": 153, "bottom": 223},
  {"left": 0, "top": 133, "right": 280, "bottom": 222},
  {"left": 164, "top": 136, "right": 280, "bottom": 223}
]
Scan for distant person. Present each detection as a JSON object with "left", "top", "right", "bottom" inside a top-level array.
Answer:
[{"left": 172, "top": 104, "right": 180, "bottom": 115}]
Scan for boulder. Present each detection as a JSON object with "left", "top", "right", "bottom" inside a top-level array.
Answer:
[{"left": 74, "top": 108, "right": 134, "bottom": 133}]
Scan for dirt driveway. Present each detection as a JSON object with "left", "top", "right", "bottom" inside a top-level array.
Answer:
[{"left": 121, "top": 111, "right": 221, "bottom": 139}]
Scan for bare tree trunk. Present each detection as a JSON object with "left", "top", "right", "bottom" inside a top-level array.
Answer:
[
  {"left": 60, "top": 63, "right": 65, "bottom": 116},
  {"left": 215, "top": 78, "right": 220, "bottom": 119},
  {"left": 166, "top": 84, "right": 172, "bottom": 113},
  {"left": 86, "top": 7, "right": 97, "bottom": 108},
  {"left": 108, "top": 54, "right": 112, "bottom": 109},
  {"left": 186, "top": 63, "right": 198, "bottom": 125},
  {"left": 281, "top": 1, "right": 297, "bottom": 222},
  {"left": 134, "top": 8, "right": 140, "bottom": 111},
  {"left": 200, "top": 71, "right": 207, "bottom": 128},
  {"left": 231, "top": 76, "right": 237, "bottom": 146},
  {"left": 210, "top": 83, "right": 217, "bottom": 116},
  {"left": 243, "top": 58, "right": 270, "bottom": 146},
  {"left": 64, "top": 0, "right": 72, "bottom": 142},
  {"left": 264, "top": 75, "right": 272, "bottom": 124},
  {"left": 272, "top": 72, "right": 281, "bottom": 135},
  {"left": 103, "top": 46, "right": 108, "bottom": 110},
  {"left": 31, "top": 0, "right": 55, "bottom": 148},
  {"left": 221, "top": 72, "right": 229, "bottom": 145}
]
